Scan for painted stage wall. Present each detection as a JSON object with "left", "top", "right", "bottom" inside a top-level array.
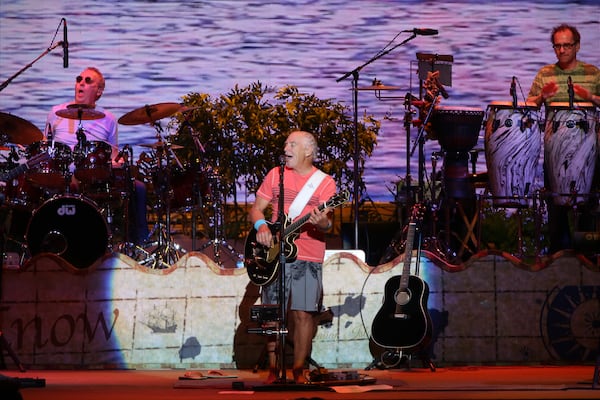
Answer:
[{"left": 1, "top": 251, "right": 598, "bottom": 370}]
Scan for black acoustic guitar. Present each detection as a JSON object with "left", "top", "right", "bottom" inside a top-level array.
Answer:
[
  {"left": 371, "top": 204, "right": 432, "bottom": 350},
  {"left": 245, "top": 190, "right": 349, "bottom": 286},
  {"left": 0, "top": 151, "right": 51, "bottom": 182}
]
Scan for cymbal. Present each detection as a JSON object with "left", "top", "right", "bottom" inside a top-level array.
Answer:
[
  {"left": 178, "top": 105, "right": 202, "bottom": 113},
  {"left": 118, "top": 102, "right": 182, "bottom": 125},
  {"left": 0, "top": 111, "right": 43, "bottom": 145},
  {"left": 355, "top": 84, "right": 401, "bottom": 91},
  {"left": 140, "top": 141, "right": 184, "bottom": 150},
  {"left": 56, "top": 104, "right": 106, "bottom": 120}
]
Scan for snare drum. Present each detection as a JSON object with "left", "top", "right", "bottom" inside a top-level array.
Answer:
[
  {"left": 26, "top": 195, "right": 109, "bottom": 269},
  {"left": 544, "top": 102, "right": 599, "bottom": 205},
  {"left": 74, "top": 140, "right": 113, "bottom": 183},
  {"left": 484, "top": 101, "right": 542, "bottom": 206},
  {"left": 26, "top": 141, "right": 72, "bottom": 188}
]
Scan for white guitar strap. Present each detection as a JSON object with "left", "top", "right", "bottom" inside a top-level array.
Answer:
[{"left": 287, "top": 169, "right": 326, "bottom": 220}]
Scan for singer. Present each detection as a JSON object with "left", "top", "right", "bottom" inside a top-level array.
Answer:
[
  {"left": 248, "top": 130, "right": 336, "bottom": 384},
  {"left": 44, "top": 67, "right": 149, "bottom": 246}
]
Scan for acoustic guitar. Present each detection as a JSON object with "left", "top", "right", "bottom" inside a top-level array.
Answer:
[{"left": 371, "top": 204, "right": 432, "bottom": 350}]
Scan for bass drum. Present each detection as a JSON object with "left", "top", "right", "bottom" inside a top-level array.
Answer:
[{"left": 26, "top": 195, "right": 109, "bottom": 270}]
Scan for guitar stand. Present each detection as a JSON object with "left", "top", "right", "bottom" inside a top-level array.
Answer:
[{"left": 365, "top": 348, "right": 435, "bottom": 372}]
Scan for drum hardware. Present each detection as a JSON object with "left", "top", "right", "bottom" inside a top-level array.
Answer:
[
  {"left": 126, "top": 116, "right": 186, "bottom": 268},
  {"left": 190, "top": 142, "right": 241, "bottom": 267}
]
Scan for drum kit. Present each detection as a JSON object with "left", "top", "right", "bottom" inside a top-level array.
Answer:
[{"left": 1, "top": 101, "right": 230, "bottom": 270}]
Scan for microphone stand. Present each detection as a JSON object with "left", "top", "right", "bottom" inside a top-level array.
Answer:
[
  {"left": 274, "top": 158, "right": 289, "bottom": 384},
  {"left": 0, "top": 42, "right": 62, "bottom": 92},
  {"left": 337, "top": 33, "right": 418, "bottom": 249}
]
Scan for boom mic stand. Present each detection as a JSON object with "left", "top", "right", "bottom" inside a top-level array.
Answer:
[{"left": 337, "top": 32, "right": 419, "bottom": 251}]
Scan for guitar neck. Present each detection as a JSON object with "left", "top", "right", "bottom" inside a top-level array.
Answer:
[
  {"left": 399, "top": 222, "right": 417, "bottom": 291},
  {"left": 283, "top": 202, "right": 327, "bottom": 236}
]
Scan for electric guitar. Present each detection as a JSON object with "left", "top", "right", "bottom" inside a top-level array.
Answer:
[
  {"left": 0, "top": 151, "right": 51, "bottom": 182},
  {"left": 371, "top": 204, "right": 432, "bottom": 350},
  {"left": 245, "top": 190, "right": 349, "bottom": 286}
]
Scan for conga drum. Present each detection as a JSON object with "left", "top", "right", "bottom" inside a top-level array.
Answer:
[
  {"left": 544, "top": 102, "right": 598, "bottom": 206},
  {"left": 484, "top": 101, "right": 542, "bottom": 206}
]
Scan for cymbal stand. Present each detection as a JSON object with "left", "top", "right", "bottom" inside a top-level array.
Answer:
[
  {"left": 197, "top": 156, "right": 244, "bottom": 268},
  {"left": 137, "top": 122, "right": 186, "bottom": 269}
]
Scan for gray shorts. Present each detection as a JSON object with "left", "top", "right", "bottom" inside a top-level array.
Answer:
[{"left": 261, "top": 259, "right": 322, "bottom": 312}]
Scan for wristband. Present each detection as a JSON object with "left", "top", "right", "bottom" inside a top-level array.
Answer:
[{"left": 254, "top": 219, "right": 267, "bottom": 230}]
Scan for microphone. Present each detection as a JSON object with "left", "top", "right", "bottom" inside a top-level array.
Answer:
[
  {"left": 62, "top": 18, "right": 68, "bottom": 68},
  {"left": 403, "top": 28, "right": 439, "bottom": 36},
  {"left": 567, "top": 76, "right": 574, "bottom": 108},
  {"left": 510, "top": 76, "right": 517, "bottom": 108},
  {"left": 279, "top": 155, "right": 287, "bottom": 165}
]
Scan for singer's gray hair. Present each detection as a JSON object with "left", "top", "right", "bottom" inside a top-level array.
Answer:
[{"left": 297, "top": 130, "right": 318, "bottom": 159}]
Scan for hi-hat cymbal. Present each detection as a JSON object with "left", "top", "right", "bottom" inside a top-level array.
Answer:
[
  {"left": 0, "top": 111, "right": 43, "bottom": 145},
  {"left": 56, "top": 103, "right": 106, "bottom": 120},
  {"left": 355, "top": 84, "right": 401, "bottom": 91},
  {"left": 140, "top": 141, "right": 184, "bottom": 150},
  {"left": 118, "top": 102, "right": 182, "bottom": 125}
]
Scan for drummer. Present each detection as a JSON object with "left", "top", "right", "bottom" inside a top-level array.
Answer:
[
  {"left": 526, "top": 24, "right": 600, "bottom": 253},
  {"left": 44, "top": 66, "right": 149, "bottom": 246},
  {"left": 527, "top": 24, "right": 600, "bottom": 108},
  {"left": 45, "top": 67, "right": 118, "bottom": 153}
]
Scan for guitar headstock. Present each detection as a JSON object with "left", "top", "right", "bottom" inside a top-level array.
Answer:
[{"left": 325, "top": 189, "right": 350, "bottom": 209}]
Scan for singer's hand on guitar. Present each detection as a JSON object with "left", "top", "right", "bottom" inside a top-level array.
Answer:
[
  {"left": 255, "top": 223, "right": 273, "bottom": 247},
  {"left": 308, "top": 206, "right": 331, "bottom": 231}
]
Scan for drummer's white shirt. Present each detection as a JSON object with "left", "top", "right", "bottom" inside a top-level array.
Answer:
[{"left": 44, "top": 101, "right": 118, "bottom": 151}]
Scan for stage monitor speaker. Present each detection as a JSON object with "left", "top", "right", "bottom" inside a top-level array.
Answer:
[{"left": 341, "top": 222, "right": 400, "bottom": 266}]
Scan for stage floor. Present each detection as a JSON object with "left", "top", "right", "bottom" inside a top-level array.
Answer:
[{"left": 2, "top": 365, "right": 598, "bottom": 400}]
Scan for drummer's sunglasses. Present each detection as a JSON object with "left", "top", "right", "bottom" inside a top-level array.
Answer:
[{"left": 76, "top": 76, "right": 94, "bottom": 84}]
